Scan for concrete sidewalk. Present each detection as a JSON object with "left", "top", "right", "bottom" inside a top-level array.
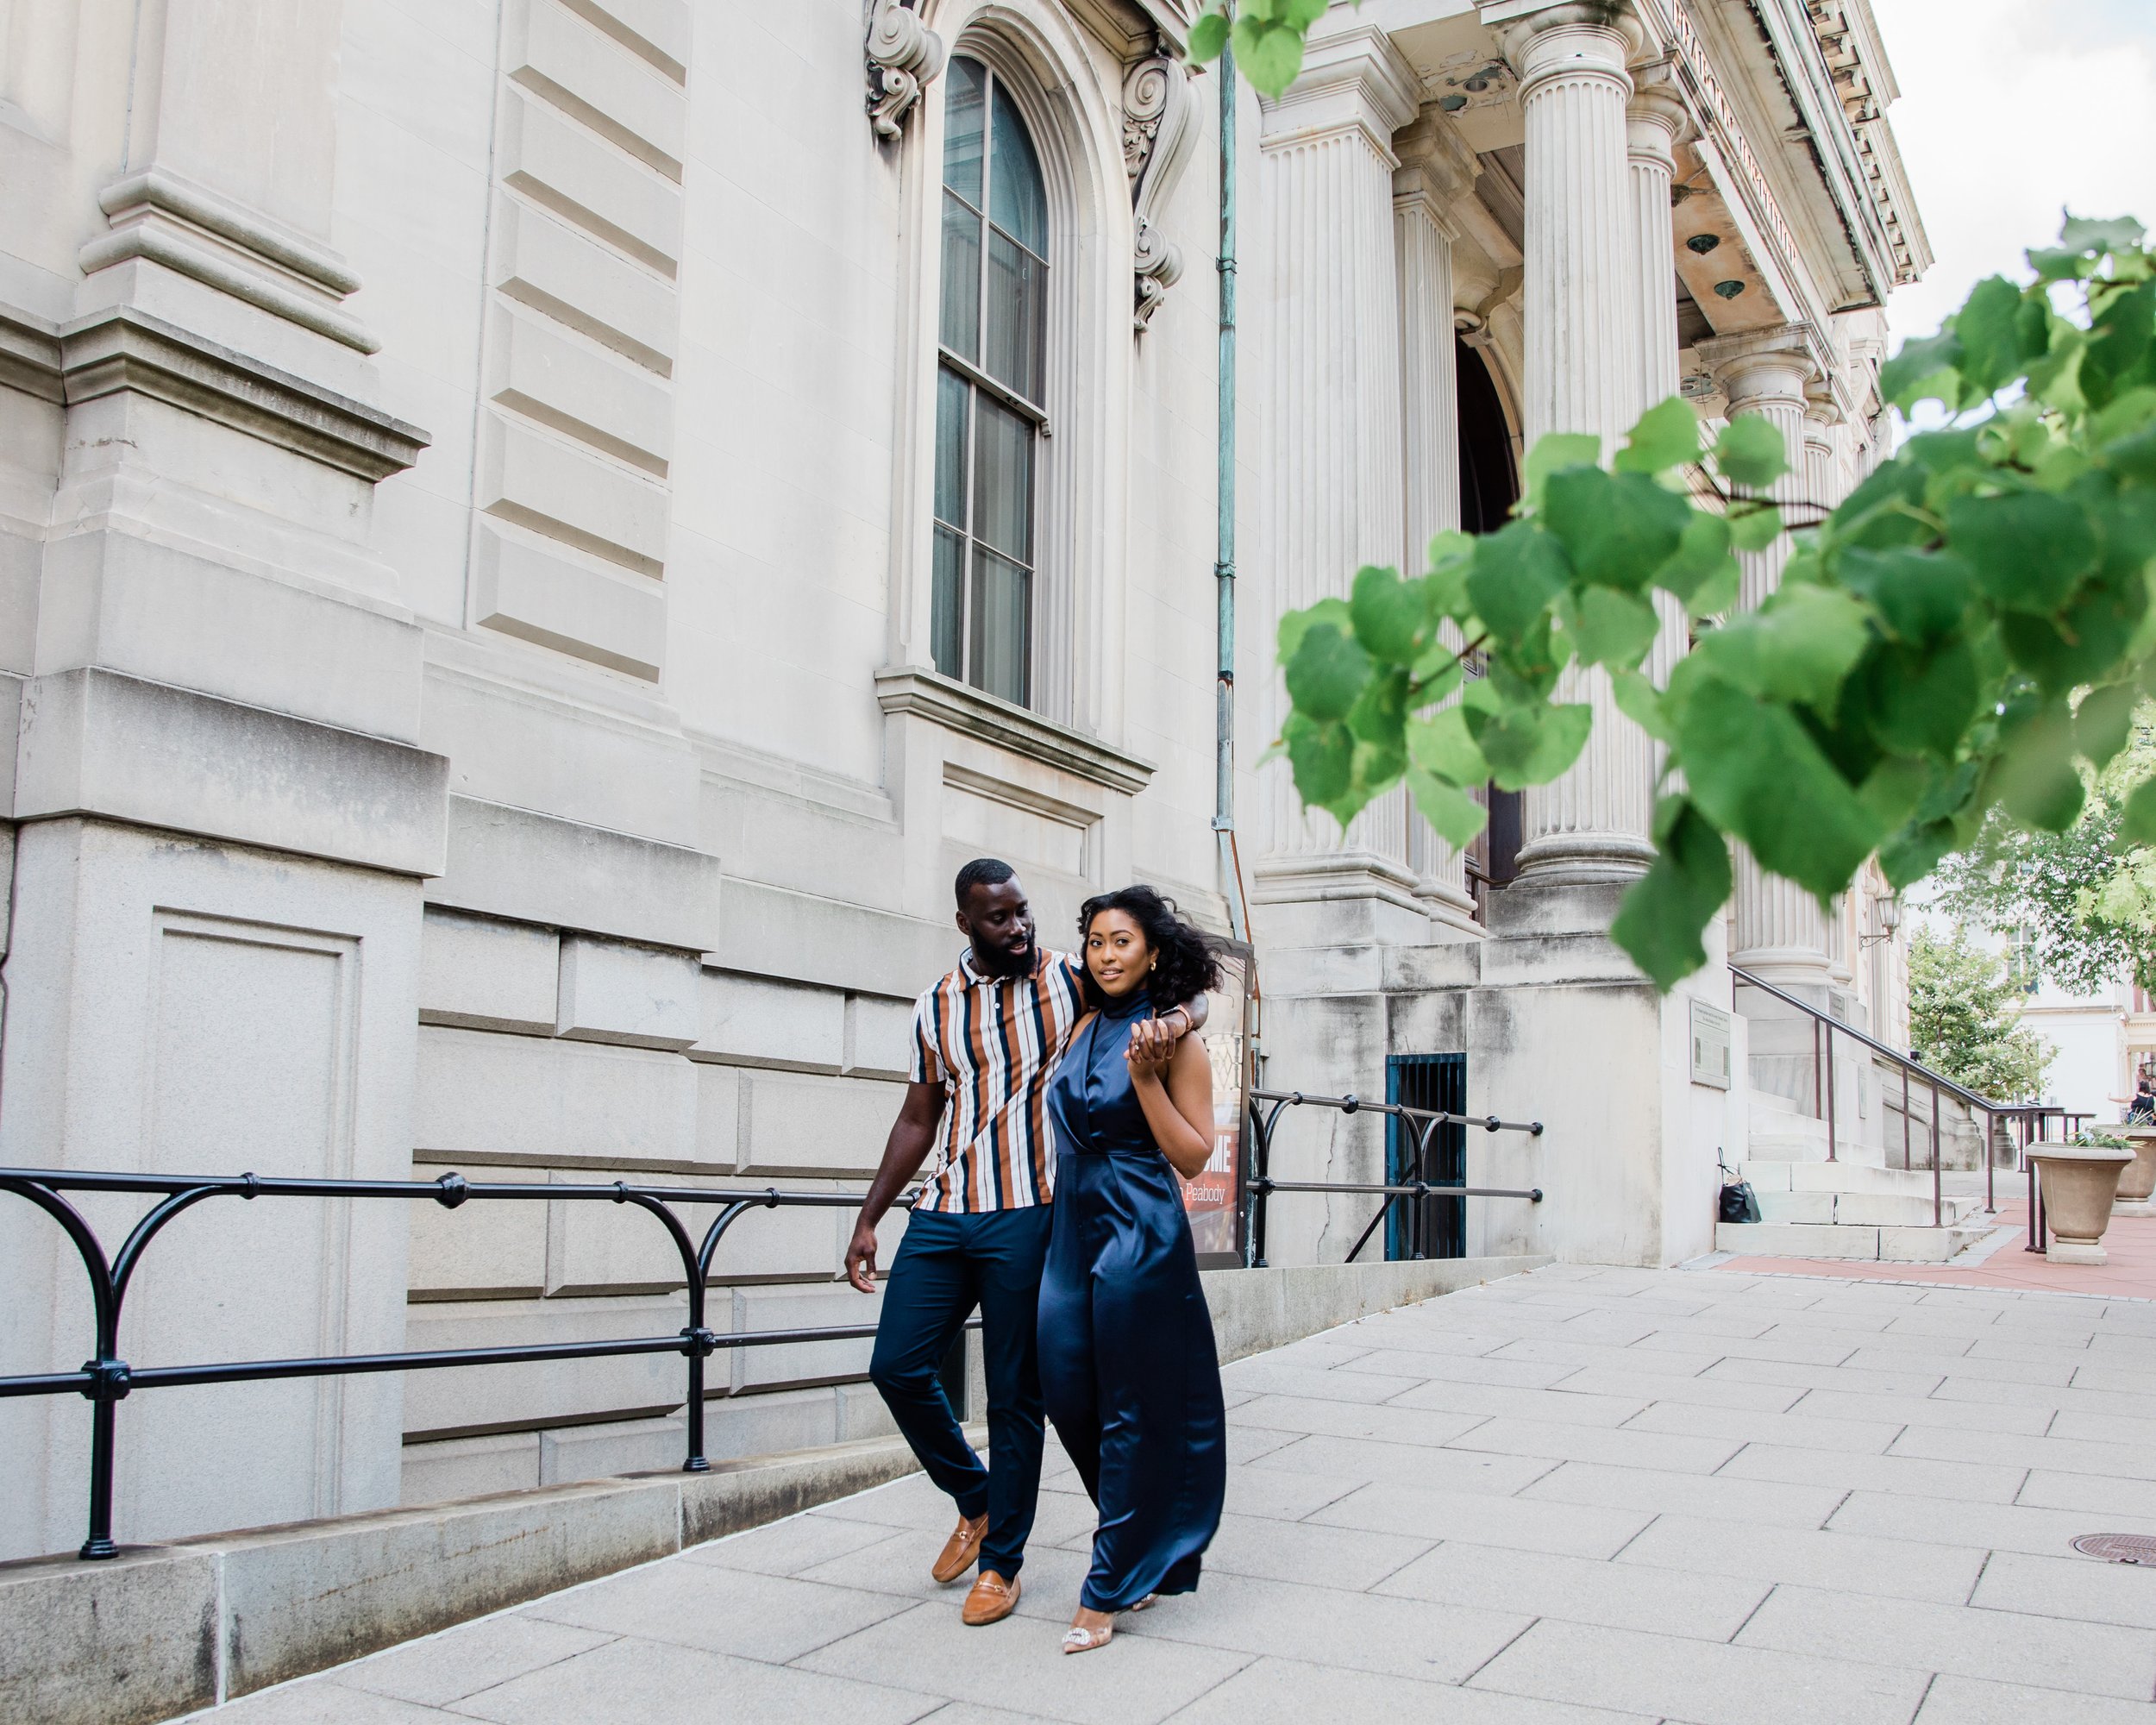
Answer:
[{"left": 190, "top": 1265, "right": 2156, "bottom": 1724}]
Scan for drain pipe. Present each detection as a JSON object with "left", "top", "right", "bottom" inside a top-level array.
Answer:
[{"left": 1213, "top": 44, "right": 1251, "bottom": 947}]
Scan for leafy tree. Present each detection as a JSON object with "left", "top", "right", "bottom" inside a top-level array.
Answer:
[
  {"left": 1194, "top": 3, "right": 2156, "bottom": 992},
  {"left": 1907, "top": 925, "right": 2054, "bottom": 1101},
  {"left": 1932, "top": 710, "right": 2156, "bottom": 994}
]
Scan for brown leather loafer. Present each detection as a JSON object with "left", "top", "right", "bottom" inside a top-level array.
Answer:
[
  {"left": 962, "top": 1570, "right": 1021, "bottom": 1626},
  {"left": 931, "top": 1513, "right": 988, "bottom": 1584}
]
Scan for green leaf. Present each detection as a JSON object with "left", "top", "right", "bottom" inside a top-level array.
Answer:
[
  {"left": 1344, "top": 665, "right": 1409, "bottom": 747},
  {"left": 1542, "top": 467, "right": 1694, "bottom": 591},
  {"left": 1276, "top": 596, "right": 1351, "bottom": 666},
  {"left": 1406, "top": 766, "right": 1489, "bottom": 850},
  {"left": 1614, "top": 395, "right": 1702, "bottom": 474},
  {"left": 1991, "top": 702, "right": 2087, "bottom": 831},
  {"left": 1944, "top": 490, "right": 2099, "bottom": 612},
  {"left": 1675, "top": 677, "right": 1882, "bottom": 901},
  {"left": 1232, "top": 15, "right": 1307, "bottom": 96},
  {"left": 2124, "top": 775, "right": 2156, "bottom": 845},
  {"left": 1279, "top": 0, "right": 1329, "bottom": 26},
  {"left": 1835, "top": 546, "right": 1976, "bottom": 648},
  {"left": 1727, "top": 503, "right": 1783, "bottom": 554},
  {"left": 1713, "top": 417, "right": 1791, "bottom": 491},
  {"left": 1651, "top": 512, "right": 1730, "bottom": 603},
  {"left": 1283, "top": 712, "right": 1352, "bottom": 806},
  {"left": 2082, "top": 280, "right": 2155, "bottom": 409},
  {"left": 1466, "top": 520, "right": 1573, "bottom": 639},
  {"left": 1426, "top": 528, "right": 1477, "bottom": 613},
  {"left": 1187, "top": 9, "right": 1230, "bottom": 60},
  {"left": 1407, "top": 654, "right": 1463, "bottom": 708},
  {"left": 1472, "top": 700, "right": 1593, "bottom": 791},
  {"left": 1350, "top": 564, "right": 1426, "bottom": 663},
  {"left": 1686, "top": 583, "right": 1871, "bottom": 709},
  {"left": 1828, "top": 458, "right": 1933, "bottom": 550},
  {"left": 1857, "top": 756, "right": 1929, "bottom": 832},
  {"left": 1881, "top": 329, "right": 1965, "bottom": 411},
  {"left": 2062, "top": 212, "right": 2148, "bottom": 254},
  {"left": 1405, "top": 706, "right": 1489, "bottom": 785},
  {"left": 2076, "top": 681, "right": 2140, "bottom": 768},
  {"left": 1563, "top": 586, "right": 1663, "bottom": 669},
  {"left": 1522, "top": 433, "right": 1601, "bottom": 511},
  {"left": 1611, "top": 667, "right": 1674, "bottom": 743},
  {"left": 1904, "top": 427, "right": 1987, "bottom": 475},
  {"left": 1952, "top": 274, "right": 2034, "bottom": 397},
  {"left": 1283, "top": 622, "right": 1372, "bottom": 721},
  {"left": 1852, "top": 638, "right": 1982, "bottom": 761},
  {"left": 1609, "top": 799, "right": 1733, "bottom": 989},
  {"left": 1880, "top": 818, "right": 1960, "bottom": 888}
]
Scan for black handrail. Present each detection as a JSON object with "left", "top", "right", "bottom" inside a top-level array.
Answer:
[
  {"left": 0, "top": 1167, "right": 959, "bottom": 1562},
  {"left": 1730, "top": 963, "right": 2011, "bottom": 1222},
  {"left": 1243, "top": 1088, "right": 1544, "bottom": 1267}
]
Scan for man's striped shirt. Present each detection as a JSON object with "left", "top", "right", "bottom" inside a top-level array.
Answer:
[{"left": 909, "top": 947, "right": 1087, "bottom": 1213}]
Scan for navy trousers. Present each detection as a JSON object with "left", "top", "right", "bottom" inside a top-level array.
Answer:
[{"left": 868, "top": 1206, "right": 1053, "bottom": 1578}]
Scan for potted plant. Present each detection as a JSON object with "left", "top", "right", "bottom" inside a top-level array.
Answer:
[{"left": 2031, "top": 1132, "right": 2138, "bottom": 1264}]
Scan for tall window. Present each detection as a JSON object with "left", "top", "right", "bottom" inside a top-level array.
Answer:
[{"left": 934, "top": 55, "right": 1048, "bottom": 707}]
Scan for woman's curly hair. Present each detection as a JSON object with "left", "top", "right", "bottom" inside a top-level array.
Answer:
[{"left": 1075, "top": 885, "right": 1223, "bottom": 1012}]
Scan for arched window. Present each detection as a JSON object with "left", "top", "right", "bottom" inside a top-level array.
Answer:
[{"left": 933, "top": 54, "right": 1048, "bottom": 708}]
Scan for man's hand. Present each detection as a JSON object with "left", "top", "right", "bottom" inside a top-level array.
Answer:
[
  {"left": 845, "top": 1215, "right": 882, "bottom": 1293},
  {"left": 1127, "top": 1004, "right": 1197, "bottom": 1066}
]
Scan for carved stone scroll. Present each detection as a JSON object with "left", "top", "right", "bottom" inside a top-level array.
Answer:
[
  {"left": 1124, "top": 52, "right": 1196, "bottom": 331},
  {"left": 866, "top": 0, "right": 945, "bottom": 142}
]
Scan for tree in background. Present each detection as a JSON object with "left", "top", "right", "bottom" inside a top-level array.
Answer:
[
  {"left": 1932, "top": 709, "right": 2156, "bottom": 994},
  {"left": 1908, "top": 925, "right": 2054, "bottom": 1100}
]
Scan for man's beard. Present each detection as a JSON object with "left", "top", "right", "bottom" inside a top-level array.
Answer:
[{"left": 975, "top": 935, "right": 1036, "bottom": 978}]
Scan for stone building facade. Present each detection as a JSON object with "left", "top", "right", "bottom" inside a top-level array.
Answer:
[{"left": 0, "top": 0, "right": 1925, "bottom": 1559}]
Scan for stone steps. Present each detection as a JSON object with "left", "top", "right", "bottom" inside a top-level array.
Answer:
[
  {"left": 1750, "top": 1189, "right": 1983, "bottom": 1228},
  {"left": 1714, "top": 1220, "right": 1995, "bottom": 1263}
]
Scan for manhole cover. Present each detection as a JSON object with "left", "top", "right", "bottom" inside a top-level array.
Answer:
[{"left": 2073, "top": 1534, "right": 2156, "bottom": 1565}]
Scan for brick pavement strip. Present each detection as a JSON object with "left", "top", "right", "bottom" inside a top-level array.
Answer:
[{"left": 185, "top": 1267, "right": 2156, "bottom": 1725}]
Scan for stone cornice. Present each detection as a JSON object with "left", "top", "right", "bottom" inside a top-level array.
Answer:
[
  {"left": 57, "top": 305, "right": 429, "bottom": 482},
  {"left": 874, "top": 667, "right": 1154, "bottom": 796},
  {"left": 1257, "top": 25, "right": 1420, "bottom": 155},
  {"left": 1393, "top": 106, "right": 1482, "bottom": 224}
]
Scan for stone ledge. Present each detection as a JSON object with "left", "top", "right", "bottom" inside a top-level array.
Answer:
[
  {"left": 874, "top": 665, "right": 1153, "bottom": 796},
  {"left": 0, "top": 1258, "right": 1546, "bottom": 1725}
]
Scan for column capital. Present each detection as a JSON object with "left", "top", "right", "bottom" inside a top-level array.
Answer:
[
  {"left": 1482, "top": 1, "right": 1636, "bottom": 104},
  {"left": 1626, "top": 56, "right": 1692, "bottom": 170},
  {"left": 1803, "top": 376, "right": 1844, "bottom": 428},
  {"left": 1258, "top": 25, "right": 1421, "bottom": 156},
  {"left": 1696, "top": 325, "right": 1827, "bottom": 413},
  {"left": 1393, "top": 105, "right": 1481, "bottom": 228}
]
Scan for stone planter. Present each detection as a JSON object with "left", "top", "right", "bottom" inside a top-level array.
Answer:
[
  {"left": 2116, "top": 1126, "right": 2156, "bottom": 1217},
  {"left": 2031, "top": 1142, "right": 2137, "bottom": 1264}
]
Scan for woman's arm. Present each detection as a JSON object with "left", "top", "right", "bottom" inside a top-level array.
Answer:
[{"left": 1129, "top": 1032, "right": 1215, "bottom": 1181}]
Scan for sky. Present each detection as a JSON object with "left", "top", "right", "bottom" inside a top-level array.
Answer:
[{"left": 1874, "top": 0, "right": 2156, "bottom": 353}]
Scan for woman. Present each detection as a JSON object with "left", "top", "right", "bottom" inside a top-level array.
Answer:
[{"left": 1037, "top": 885, "right": 1227, "bottom": 1655}]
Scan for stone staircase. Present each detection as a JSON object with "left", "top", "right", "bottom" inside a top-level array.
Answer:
[{"left": 1716, "top": 1094, "right": 1994, "bottom": 1263}]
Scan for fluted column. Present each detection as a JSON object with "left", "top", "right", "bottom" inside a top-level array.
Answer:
[
  {"left": 1495, "top": 3, "right": 1655, "bottom": 885},
  {"left": 1251, "top": 28, "right": 1425, "bottom": 910},
  {"left": 1701, "top": 329, "right": 1831, "bottom": 983},
  {"left": 1395, "top": 108, "right": 1483, "bottom": 932},
  {"left": 1627, "top": 59, "right": 1693, "bottom": 765}
]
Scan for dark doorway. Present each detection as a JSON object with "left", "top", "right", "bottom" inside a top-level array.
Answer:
[
  {"left": 1455, "top": 339, "right": 1523, "bottom": 909},
  {"left": 1386, "top": 1053, "right": 1468, "bottom": 1260}
]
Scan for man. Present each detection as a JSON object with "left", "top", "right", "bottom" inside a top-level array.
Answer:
[{"left": 846, "top": 858, "right": 1205, "bottom": 1626}]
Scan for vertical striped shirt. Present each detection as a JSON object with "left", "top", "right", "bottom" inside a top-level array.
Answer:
[{"left": 909, "top": 947, "right": 1087, "bottom": 1213}]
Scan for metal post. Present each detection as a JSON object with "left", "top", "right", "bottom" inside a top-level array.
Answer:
[
  {"left": 1901, "top": 1064, "right": 1911, "bottom": 1172},
  {"left": 1930, "top": 1085, "right": 1941, "bottom": 1230},
  {"left": 1823, "top": 1020, "right": 1836, "bottom": 1163},
  {"left": 1212, "top": 41, "right": 1245, "bottom": 944},
  {"left": 1812, "top": 1018, "right": 1822, "bottom": 1120},
  {"left": 1985, "top": 1105, "right": 1995, "bottom": 1213}
]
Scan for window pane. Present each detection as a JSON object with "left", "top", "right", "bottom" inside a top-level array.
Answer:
[
  {"left": 933, "top": 367, "right": 969, "bottom": 528},
  {"left": 938, "top": 192, "right": 982, "bottom": 362},
  {"left": 989, "top": 85, "right": 1047, "bottom": 257},
  {"left": 983, "top": 229, "right": 1044, "bottom": 402},
  {"left": 971, "top": 547, "right": 1031, "bottom": 706},
  {"left": 971, "top": 393, "right": 1033, "bottom": 564},
  {"left": 932, "top": 525, "right": 965, "bottom": 681},
  {"left": 943, "top": 57, "right": 984, "bottom": 206}
]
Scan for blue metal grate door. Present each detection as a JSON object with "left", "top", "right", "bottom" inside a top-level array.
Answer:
[{"left": 1386, "top": 1053, "right": 1467, "bottom": 1260}]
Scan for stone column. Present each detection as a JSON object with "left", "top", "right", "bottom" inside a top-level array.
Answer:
[
  {"left": 1395, "top": 108, "right": 1482, "bottom": 933},
  {"left": 1699, "top": 329, "right": 1832, "bottom": 986},
  {"left": 1250, "top": 27, "right": 1426, "bottom": 936},
  {"left": 1626, "top": 58, "right": 1692, "bottom": 751},
  {"left": 1492, "top": 3, "right": 1655, "bottom": 888}
]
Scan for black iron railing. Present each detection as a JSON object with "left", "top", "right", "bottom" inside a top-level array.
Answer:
[
  {"left": 0, "top": 1167, "right": 958, "bottom": 1562},
  {"left": 1244, "top": 1088, "right": 1544, "bottom": 1267}
]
